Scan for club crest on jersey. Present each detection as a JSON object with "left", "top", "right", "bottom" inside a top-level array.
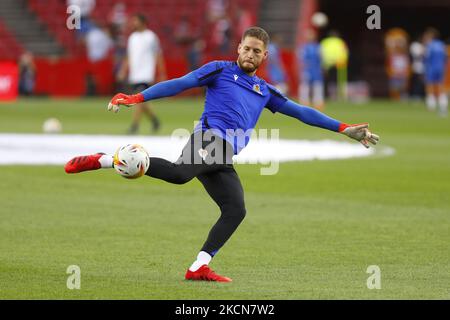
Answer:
[{"left": 253, "top": 84, "right": 262, "bottom": 95}]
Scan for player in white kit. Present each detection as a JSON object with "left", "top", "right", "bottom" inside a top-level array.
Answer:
[{"left": 117, "top": 14, "right": 167, "bottom": 133}]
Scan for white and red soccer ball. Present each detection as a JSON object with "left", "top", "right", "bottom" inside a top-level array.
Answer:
[{"left": 113, "top": 144, "right": 150, "bottom": 179}]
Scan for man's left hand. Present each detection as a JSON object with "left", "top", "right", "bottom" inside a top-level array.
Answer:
[{"left": 339, "top": 123, "right": 379, "bottom": 148}]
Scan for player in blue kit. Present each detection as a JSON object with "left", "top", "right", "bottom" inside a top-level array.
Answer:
[
  {"left": 65, "top": 27, "right": 379, "bottom": 282},
  {"left": 267, "top": 34, "right": 288, "bottom": 94},
  {"left": 423, "top": 28, "right": 448, "bottom": 116},
  {"left": 298, "top": 29, "right": 324, "bottom": 110}
]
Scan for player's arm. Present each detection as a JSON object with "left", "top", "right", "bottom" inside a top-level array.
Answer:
[
  {"left": 108, "top": 73, "right": 200, "bottom": 112},
  {"left": 108, "top": 61, "right": 223, "bottom": 112},
  {"left": 277, "top": 99, "right": 379, "bottom": 148}
]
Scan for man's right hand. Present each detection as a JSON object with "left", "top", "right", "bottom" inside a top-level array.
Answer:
[{"left": 107, "top": 93, "right": 144, "bottom": 113}]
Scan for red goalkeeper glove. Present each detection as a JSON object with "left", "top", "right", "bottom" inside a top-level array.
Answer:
[
  {"left": 107, "top": 93, "right": 144, "bottom": 113},
  {"left": 339, "top": 123, "right": 379, "bottom": 148}
]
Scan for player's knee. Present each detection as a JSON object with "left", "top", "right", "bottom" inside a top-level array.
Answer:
[
  {"left": 171, "top": 171, "right": 194, "bottom": 184},
  {"left": 223, "top": 202, "right": 246, "bottom": 223},
  {"left": 236, "top": 206, "right": 246, "bottom": 222}
]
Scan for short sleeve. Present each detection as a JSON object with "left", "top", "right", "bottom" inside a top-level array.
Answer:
[
  {"left": 265, "top": 83, "right": 288, "bottom": 113},
  {"left": 191, "top": 61, "right": 225, "bottom": 85}
]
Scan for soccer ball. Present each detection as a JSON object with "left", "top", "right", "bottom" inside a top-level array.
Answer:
[
  {"left": 43, "top": 118, "right": 62, "bottom": 133},
  {"left": 113, "top": 144, "right": 150, "bottom": 179},
  {"left": 311, "top": 12, "right": 328, "bottom": 28}
]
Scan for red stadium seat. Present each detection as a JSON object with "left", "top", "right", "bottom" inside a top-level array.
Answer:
[
  {"left": 0, "top": 21, "right": 23, "bottom": 60},
  {"left": 24, "top": 0, "right": 260, "bottom": 58}
]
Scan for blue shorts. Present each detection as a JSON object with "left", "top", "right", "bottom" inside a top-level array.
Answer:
[
  {"left": 425, "top": 68, "right": 444, "bottom": 84},
  {"left": 131, "top": 83, "right": 153, "bottom": 93}
]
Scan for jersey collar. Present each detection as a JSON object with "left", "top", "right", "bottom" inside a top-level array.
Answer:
[{"left": 233, "top": 62, "right": 260, "bottom": 83}]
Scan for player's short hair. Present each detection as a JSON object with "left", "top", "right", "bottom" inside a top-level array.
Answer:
[
  {"left": 134, "top": 13, "right": 148, "bottom": 25},
  {"left": 424, "top": 27, "right": 440, "bottom": 39},
  {"left": 242, "top": 27, "right": 270, "bottom": 48}
]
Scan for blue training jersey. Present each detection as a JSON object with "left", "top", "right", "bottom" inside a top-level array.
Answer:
[
  {"left": 267, "top": 43, "right": 286, "bottom": 84},
  {"left": 425, "top": 40, "right": 447, "bottom": 70},
  {"left": 300, "top": 42, "right": 322, "bottom": 80},
  {"left": 191, "top": 60, "right": 288, "bottom": 154}
]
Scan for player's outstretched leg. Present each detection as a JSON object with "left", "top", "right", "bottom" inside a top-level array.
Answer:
[
  {"left": 184, "top": 168, "right": 245, "bottom": 283},
  {"left": 64, "top": 153, "right": 112, "bottom": 173}
]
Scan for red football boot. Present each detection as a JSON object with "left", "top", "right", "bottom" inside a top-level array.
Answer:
[
  {"left": 64, "top": 153, "right": 105, "bottom": 174},
  {"left": 185, "top": 265, "right": 232, "bottom": 282}
]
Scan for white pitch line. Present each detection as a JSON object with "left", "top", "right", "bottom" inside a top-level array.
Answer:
[{"left": 0, "top": 133, "right": 393, "bottom": 165}]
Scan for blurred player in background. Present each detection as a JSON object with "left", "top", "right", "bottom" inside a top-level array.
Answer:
[
  {"left": 84, "top": 22, "right": 113, "bottom": 95},
  {"left": 298, "top": 29, "right": 324, "bottom": 110},
  {"left": 267, "top": 34, "right": 288, "bottom": 95},
  {"left": 65, "top": 27, "right": 379, "bottom": 282},
  {"left": 409, "top": 38, "right": 426, "bottom": 102},
  {"left": 320, "top": 30, "right": 348, "bottom": 101},
  {"left": 117, "top": 14, "right": 167, "bottom": 133},
  {"left": 18, "top": 51, "right": 36, "bottom": 96},
  {"left": 108, "top": 2, "right": 128, "bottom": 33},
  {"left": 423, "top": 28, "right": 448, "bottom": 116}
]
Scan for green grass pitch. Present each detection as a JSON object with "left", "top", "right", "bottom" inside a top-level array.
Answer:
[{"left": 0, "top": 97, "right": 449, "bottom": 299}]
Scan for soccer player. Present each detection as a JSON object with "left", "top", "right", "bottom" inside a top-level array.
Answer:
[
  {"left": 320, "top": 30, "right": 349, "bottom": 101},
  {"left": 65, "top": 27, "right": 379, "bottom": 282},
  {"left": 117, "top": 14, "right": 167, "bottom": 133},
  {"left": 422, "top": 28, "right": 448, "bottom": 116},
  {"left": 298, "top": 29, "right": 324, "bottom": 109},
  {"left": 267, "top": 34, "right": 288, "bottom": 95}
]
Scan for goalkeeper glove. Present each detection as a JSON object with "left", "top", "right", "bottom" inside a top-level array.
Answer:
[
  {"left": 339, "top": 123, "right": 379, "bottom": 148},
  {"left": 107, "top": 93, "right": 144, "bottom": 113}
]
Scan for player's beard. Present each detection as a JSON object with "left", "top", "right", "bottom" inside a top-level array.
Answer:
[{"left": 237, "top": 56, "right": 258, "bottom": 73}]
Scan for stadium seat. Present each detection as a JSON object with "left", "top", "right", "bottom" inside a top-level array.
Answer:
[
  {"left": 0, "top": 21, "right": 23, "bottom": 60},
  {"left": 24, "top": 0, "right": 259, "bottom": 58}
]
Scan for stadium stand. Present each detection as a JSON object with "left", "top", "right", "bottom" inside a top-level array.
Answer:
[
  {"left": 0, "top": 0, "right": 64, "bottom": 59},
  {"left": 28, "top": 0, "right": 78, "bottom": 56},
  {"left": 0, "top": 20, "right": 23, "bottom": 60},
  {"left": 0, "top": 0, "right": 263, "bottom": 96},
  {"left": 25, "top": 0, "right": 260, "bottom": 58}
]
